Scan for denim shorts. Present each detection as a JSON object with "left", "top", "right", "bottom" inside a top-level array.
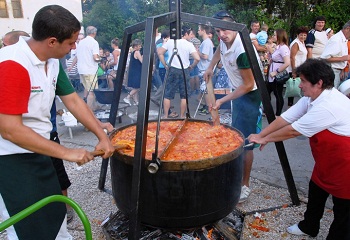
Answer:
[
  {"left": 231, "top": 89, "right": 261, "bottom": 150},
  {"left": 164, "top": 67, "right": 189, "bottom": 99},
  {"left": 189, "top": 59, "right": 199, "bottom": 77}
]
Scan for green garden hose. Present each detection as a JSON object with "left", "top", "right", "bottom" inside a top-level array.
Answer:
[{"left": 0, "top": 195, "right": 92, "bottom": 240}]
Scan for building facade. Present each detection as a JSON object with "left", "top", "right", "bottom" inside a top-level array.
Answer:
[{"left": 0, "top": 0, "right": 83, "bottom": 36}]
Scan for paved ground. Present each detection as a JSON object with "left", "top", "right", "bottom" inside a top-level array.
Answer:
[{"left": 56, "top": 86, "right": 313, "bottom": 200}]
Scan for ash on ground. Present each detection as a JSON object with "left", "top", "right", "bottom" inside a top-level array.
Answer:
[{"left": 102, "top": 209, "right": 245, "bottom": 240}]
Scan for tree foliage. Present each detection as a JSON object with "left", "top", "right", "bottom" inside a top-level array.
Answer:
[
  {"left": 82, "top": 0, "right": 124, "bottom": 49},
  {"left": 81, "top": 0, "right": 350, "bottom": 50}
]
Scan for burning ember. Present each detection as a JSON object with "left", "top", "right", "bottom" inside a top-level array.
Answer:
[{"left": 102, "top": 209, "right": 245, "bottom": 240}]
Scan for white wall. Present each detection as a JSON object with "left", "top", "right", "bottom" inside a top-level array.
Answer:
[{"left": 1, "top": 0, "right": 83, "bottom": 36}]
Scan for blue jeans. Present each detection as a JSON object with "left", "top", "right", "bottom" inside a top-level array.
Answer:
[{"left": 231, "top": 89, "right": 261, "bottom": 150}]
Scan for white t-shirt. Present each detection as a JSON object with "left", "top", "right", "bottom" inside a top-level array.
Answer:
[
  {"left": 76, "top": 36, "right": 100, "bottom": 75},
  {"left": 197, "top": 38, "right": 213, "bottom": 72},
  {"left": 321, "top": 30, "right": 348, "bottom": 69},
  {"left": 249, "top": 32, "right": 257, "bottom": 40},
  {"left": 310, "top": 30, "right": 328, "bottom": 59},
  {"left": 220, "top": 34, "right": 261, "bottom": 90},
  {"left": 161, "top": 39, "right": 197, "bottom": 69},
  {"left": 282, "top": 88, "right": 350, "bottom": 137}
]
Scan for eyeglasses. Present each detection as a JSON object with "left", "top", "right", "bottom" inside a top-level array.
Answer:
[{"left": 212, "top": 11, "right": 235, "bottom": 22}]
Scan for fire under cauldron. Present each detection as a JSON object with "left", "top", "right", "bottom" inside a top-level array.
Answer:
[{"left": 110, "top": 119, "right": 244, "bottom": 229}]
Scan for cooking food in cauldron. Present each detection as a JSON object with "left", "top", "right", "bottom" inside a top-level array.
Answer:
[{"left": 111, "top": 120, "right": 243, "bottom": 160}]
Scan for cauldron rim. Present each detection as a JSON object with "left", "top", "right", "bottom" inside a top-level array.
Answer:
[{"left": 110, "top": 118, "right": 244, "bottom": 171}]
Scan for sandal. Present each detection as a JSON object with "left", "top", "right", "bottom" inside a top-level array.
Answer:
[
  {"left": 66, "top": 207, "right": 74, "bottom": 224},
  {"left": 168, "top": 111, "right": 179, "bottom": 118}
]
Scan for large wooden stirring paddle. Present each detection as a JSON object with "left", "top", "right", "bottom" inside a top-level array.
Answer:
[{"left": 206, "top": 76, "right": 220, "bottom": 126}]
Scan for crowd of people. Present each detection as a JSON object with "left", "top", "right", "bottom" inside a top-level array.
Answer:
[{"left": 1, "top": 5, "right": 350, "bottom": 239}]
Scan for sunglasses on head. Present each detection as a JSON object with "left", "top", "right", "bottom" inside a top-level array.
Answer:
[{"left": 213, "top": 11, "right": 235, "bottom": 22}]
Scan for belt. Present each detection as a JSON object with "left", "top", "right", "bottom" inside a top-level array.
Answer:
[{"left": 332, "top": 67, "right": 344, "bottom": 71}]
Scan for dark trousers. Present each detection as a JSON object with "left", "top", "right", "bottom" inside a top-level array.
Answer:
[
  {"left": 266, "top": 81, "right": 284, "bottom": 116},
  {"left": 298, "top": 180, "right": 350, "bottom": 239}
]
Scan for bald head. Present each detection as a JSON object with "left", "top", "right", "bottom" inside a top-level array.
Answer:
[{"left": 2, "top": 30, "right": 30, "bottom": 47}]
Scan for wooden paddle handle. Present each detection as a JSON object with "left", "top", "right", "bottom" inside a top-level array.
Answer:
[
  {"left": 77, "top": 144, "right": 131, "bottom": 166},
  {"left": 206, "top": 76, "right": 220, "bottom": 126},
  {"left": 91, "top": 149, "right": 105, "bottom": 157},
  {"left": 91, "top": 144, "right": 130, "bottom": 157}
]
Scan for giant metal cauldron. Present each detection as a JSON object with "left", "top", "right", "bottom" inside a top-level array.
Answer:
[{"left": 110, "top": 119, "right": 244, "bottom": 229}]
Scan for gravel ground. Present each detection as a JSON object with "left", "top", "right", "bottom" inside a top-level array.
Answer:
[{"left": 0, "top": 142, "right": 334, "bottom": 240}]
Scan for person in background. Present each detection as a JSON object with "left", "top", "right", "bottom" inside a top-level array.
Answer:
[
  {"left": 320, "top": 20, "right": 350, "bottom": 89},
  {"left": 124, "top": 39, "right": 143, "bottom": 106},
  {"left": 204, "top": 10, "right": 262, "bottom": 203},
  {"left": 250, "top": 20, "right": 267, "bottom": 53},
  {"left": 256, "top": 23, "right": 269, "bottom": 46},
  {"left": 256, "top": 23, "right": 269, "bottom": 64},
  {"left": 157, "top": 30, "right": 170, "bottom": 83},
  {"left": 345, "top": 40, "right": 350, "bottom": 80},
  {"left": 305, "top": 16, "right": 328, "bottom": 59},
  {"left": 248, "top": 59, "right": 350, "bottom": 240},
  {"left": 151, "top": 29, "right": 178, "bottom": 118},
  {"left": 69, "top": 32, "right": 84, "bottom": 59},
  {"left": 158, "top": 25, "right": 200, "bottom": 118},
  {"left": 1, "top": 30, "right": 29, "bottom": 47},
  {"left": 325, "top": 28, "right": 334, "bottom": 39},
  {"left": 189, "top": 37, "right": 201, "bottom": 97},
  {"left": 0, "top": 5, "right": 114, "bottom": 239},
  {"left": 107, "top": 38, "right": 121, "bottom": 89},
  {"left": 266, "top": 34, "right": 277, "bottom": 59},
  {"left": 72, "top": 26, "right": 101, "bottom": 111},
  {"left": 196, "top": 24, "right": 214, "bottom": 116},
  {"left": 267, "top": 29, "right": 290, "bottom": 116},
  {"left": 287, "top": 26, "right": 309, "bottom": 107}
]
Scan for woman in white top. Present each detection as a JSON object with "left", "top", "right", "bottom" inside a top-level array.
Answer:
[
  {"left": 107, "top": 38, "right": 121, "bottom": 89},
  {"left": 288, "top": 26, "right": 309, "bottom": 106}
]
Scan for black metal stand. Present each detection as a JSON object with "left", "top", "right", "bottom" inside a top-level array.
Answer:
[{"left": 99, "top": 1, "right": 300, "bottom": 238}]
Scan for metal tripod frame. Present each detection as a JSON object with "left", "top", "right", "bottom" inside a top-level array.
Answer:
[{"left": 100, "top": 1, "right": 300, "bottom": 238}]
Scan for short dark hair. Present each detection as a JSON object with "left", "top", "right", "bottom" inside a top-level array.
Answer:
[
  {"left": 313, "top": 16, "right": 326, "bottom": 28},
  {"left": 181, "top": 25, "right": 192, "bottom": 36},
  {"left": 131, "top": 39, "right": 142, "bottom": 48},
  {"left": 161, "top": 29, "right": 170, "bottom": 39},
  {"left": 199, "top": 24, "right": 212, "bottom": 35},
  {"left": 296, "top": 26, "right": 309, "bottom": 35},
  {"left": 32, "top": 5, "right": 81, "bottom": 43},
  {"left": 250, "top": 20, "right": 260, "bottom": 27},
  {"left": 296, "top": 59, "right": 334, "bottom": 89}
]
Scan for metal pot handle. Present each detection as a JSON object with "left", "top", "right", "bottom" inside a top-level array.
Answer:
[{"left": 243, "top": 138, "right": 255, "bottom": 149}]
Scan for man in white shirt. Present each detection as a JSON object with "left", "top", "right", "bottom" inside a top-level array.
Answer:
[
  {"left": 197, "top": 24, "right": 214, "bottom": 115},
  {"left": 250, "top": 20, "right": 267, "bottom": 53},
  {"left": 204, "top": 11, "right": 263, "bottom": 203},
  {"left": 158, "top": 26, "right": 200, "bottom": 118},
  {"left": 74, "top": 26, "right": 101, "bottom": 111},
  {"left": 321, "top": 20, "right": 350, "bottom": 88}
]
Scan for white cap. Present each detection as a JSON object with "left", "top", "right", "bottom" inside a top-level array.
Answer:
[{"left": 326, "top": 28, "right": 332, "bottom": 34}]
